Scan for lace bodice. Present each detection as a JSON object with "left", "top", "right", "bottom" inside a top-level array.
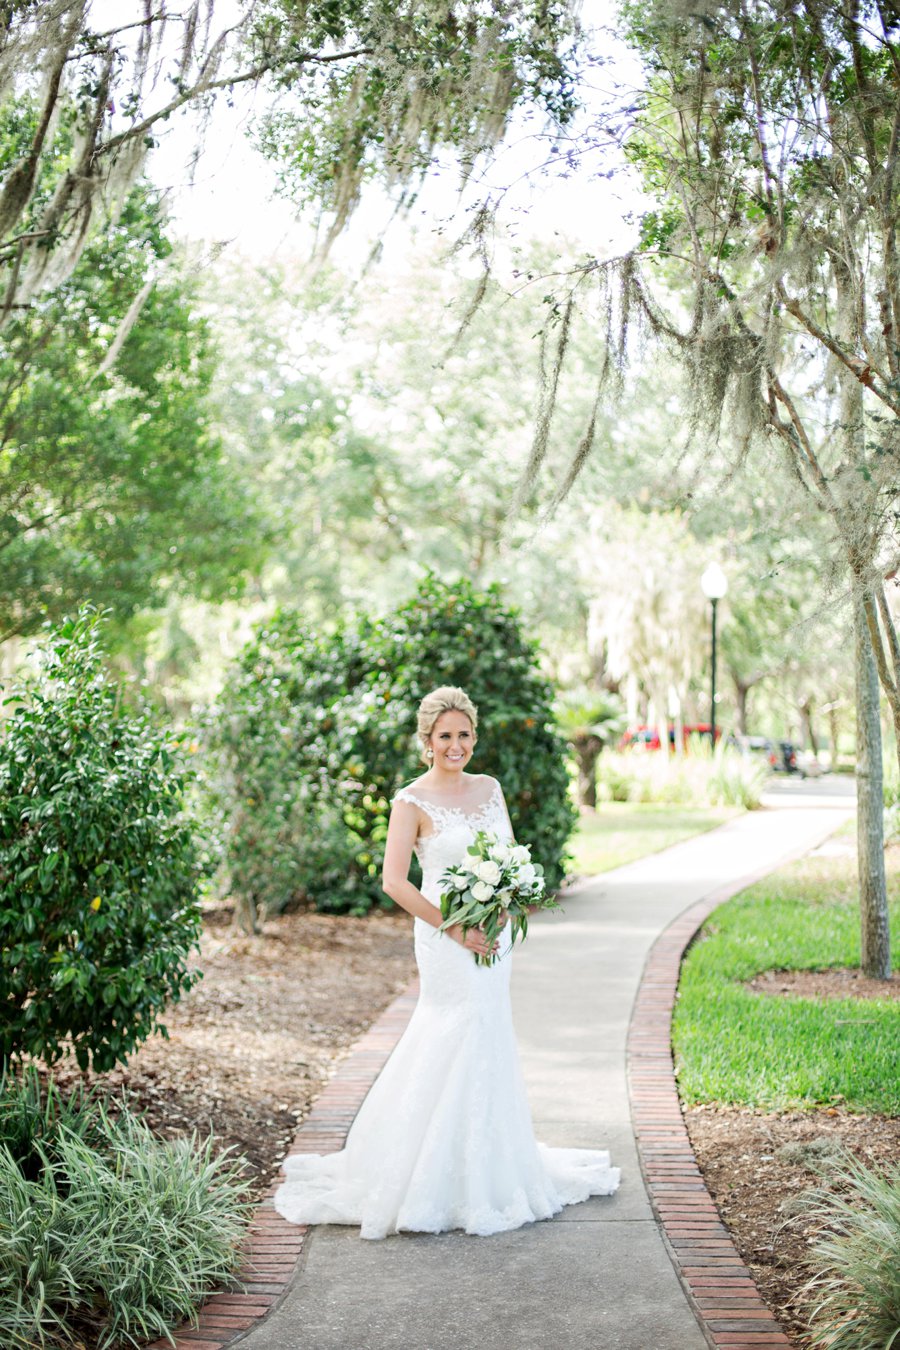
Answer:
[{"left": 392, "top": 778, "right": 512, "bottom": 897}]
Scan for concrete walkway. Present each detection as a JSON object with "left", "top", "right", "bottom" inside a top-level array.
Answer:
[{"left": 239, "top": 786, "right": 853, "bottom": 1350}]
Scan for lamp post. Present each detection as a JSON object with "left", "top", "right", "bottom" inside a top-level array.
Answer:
[{"left": 700, "top": 563, "right": 728, "bottom": 745}]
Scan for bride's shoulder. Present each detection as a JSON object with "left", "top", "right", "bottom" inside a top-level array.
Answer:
[{"left": 392, "top": 777, "right": 429, "bottom": 806}]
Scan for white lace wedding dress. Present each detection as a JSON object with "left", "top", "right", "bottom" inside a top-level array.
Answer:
[{"left": 274, "top": 778, "right": 620, "bottom": 1240}]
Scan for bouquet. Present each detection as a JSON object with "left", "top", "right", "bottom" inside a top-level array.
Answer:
[{"left": 437, "top": 830, "right": 560, "bottom": 966}]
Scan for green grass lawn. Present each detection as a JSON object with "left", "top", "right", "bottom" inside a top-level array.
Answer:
[
  {"left": 569, "top": 802, "right": 740, "bottom": 875},
  {"left": 674, "top": 839, "right": 900, "bottom": 1114}
]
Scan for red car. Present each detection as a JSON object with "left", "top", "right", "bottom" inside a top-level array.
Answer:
[{"left": 618, "top": 724, "right": 720, "bottom": 751}]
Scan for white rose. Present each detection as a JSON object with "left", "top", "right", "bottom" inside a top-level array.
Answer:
[
  {"left": 475, "top": 859, "right": 501, "bottom": 885},
  {"left": 490, "top": 843, "right": 511, "bottom": 865},
  {"left": 452, "top": 873, "right": 469, "bottom": 891},
  {"left": 471, "top": 880, "right": 494, "bottom": 902},
  {"left": 511, "top": 845, "right": 530, "bottom": 865},
  {"left": 517, "top": 863, "right": 537, "bottom": 887}
]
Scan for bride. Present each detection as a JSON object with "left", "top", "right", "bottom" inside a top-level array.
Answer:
[{"left": 274, "top": 685, "right": 619, "bottom": 1240}]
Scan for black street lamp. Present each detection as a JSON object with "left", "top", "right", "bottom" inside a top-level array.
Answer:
[{"left": 701, "top": 563, "right": 728, "bottom": 745}]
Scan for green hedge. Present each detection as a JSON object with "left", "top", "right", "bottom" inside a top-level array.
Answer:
[{"left": 210, "top": 574, "right": 576, "bottom": 916}]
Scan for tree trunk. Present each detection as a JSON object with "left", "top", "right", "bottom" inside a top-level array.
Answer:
[
  {"left": 572, "top": 736, "right": 602, "bottom": 808},
  {"left": 733, "top": 677, "right": 750, "bottom": 736},
  {"left": 798, "top": 695, "right": 819, "bottom": 755},
  {"left": 651, "top": 687, "right": 669, "bottom": 757},
  {"left": 672, "top": 688, "right": 684, "bottom": 757},
  {"left": 828, "top": 705, "right": 841, "bottom": 771},
  {"left": 854, "top": 600, "right": 891, "bottom": 978}
]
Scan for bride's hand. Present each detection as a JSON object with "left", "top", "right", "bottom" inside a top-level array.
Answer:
[{"left": 448, "top": 923, "right": 498, "bottom": 958}]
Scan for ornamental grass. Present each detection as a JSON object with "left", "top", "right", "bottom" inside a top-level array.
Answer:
[
  {"left": 0, "top": 1070, "right": 252, "bottom": 1349},
  {"left": 801, "top": 1152, "right": 900, "bottom": 1350}
]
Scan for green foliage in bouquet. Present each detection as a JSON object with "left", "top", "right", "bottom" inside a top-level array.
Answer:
[
  {"left": 438, "top": 829, "right": 555, "bottom": 967},
  {"left": 0, "top": 609, "right": 203, "bottom": 1071},
  {"left": 210, "top": 574, "right": 576, "bottom": 917}
]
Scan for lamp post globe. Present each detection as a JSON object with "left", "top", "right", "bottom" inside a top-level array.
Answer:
[{"left": 700, "top": 564, "right": 728, "bottom": 744}]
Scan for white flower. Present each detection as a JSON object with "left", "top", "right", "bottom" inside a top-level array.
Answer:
[
  {"left": 490, "top": 842, "right": 512, "bottom": 865},
  {"left": 471, "top": 880, "right": 494, "bottom": 902},
  {"left": 474, "top": 859, "right": 501, "bottom": 885},
  {"left": 510, "top": 845, "right": 530, "bottom": 865},
  {"left": 452, "top": 872, "right": 469, "bottom": 891},
  {"left": 497, "top": 889, "right": 513, "bottom": 905},
  {"left": 517, "top": 863, "right": 537, "bottom": 887}
]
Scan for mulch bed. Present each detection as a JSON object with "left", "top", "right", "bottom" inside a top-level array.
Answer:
[
  {"left": 745, "top": 967, "right": 900, "bottom": 1002},
  {"left": 687, "top": 965, "right": 900, "bottom": 1348},
  {"left": 42, "top": 903, "right": 418, "bottom": 1198},
  {"left": 687, "top": 1106, "right": 900, "bottom": 1348}
]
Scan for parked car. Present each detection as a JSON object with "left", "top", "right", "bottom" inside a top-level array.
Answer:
[
  {"left": 618, "top": 723, "right": 720, "bottom": 751},
  {"left": 733, "top": 734, "right": 775, "bottom": 761},
  {"left": 771, "top": 740, "right": 801, "bottom": 774}
]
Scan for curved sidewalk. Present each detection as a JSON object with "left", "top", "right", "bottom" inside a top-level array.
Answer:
[{"left": 154, "top": 785, "right": 852, "bottom": 1350}]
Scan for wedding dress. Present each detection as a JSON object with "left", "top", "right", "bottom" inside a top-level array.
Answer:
[{"left": 274, "top": 778, "right": 620, "bottom": 1240}]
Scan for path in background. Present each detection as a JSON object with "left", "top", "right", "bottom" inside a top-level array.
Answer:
[{"left": 239, "top": 785, "right": 854, "bottom": 1350}]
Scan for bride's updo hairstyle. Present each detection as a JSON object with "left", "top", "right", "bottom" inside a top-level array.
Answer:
[{"left": 417, "top": 686, "right": 478, "bottom": 763}]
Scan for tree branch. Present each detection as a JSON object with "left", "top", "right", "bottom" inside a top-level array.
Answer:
[
  {"left": 876, "top": 581, "right": 900, "bottom": 690},
  {"left": 95, "top": 47, "right": 374, "bottom": 161},
  {"left": 776, "top": 284, "right": 900, "bottom": 416},
  {"left": 863, "top": 587, "right": 900, "bottom": 708}
]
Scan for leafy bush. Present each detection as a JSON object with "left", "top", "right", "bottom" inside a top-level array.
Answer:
[
  {"left": 209, "top": 575, "right": 576, "bottom": 917},
  {"left": 800, "top": 1153, "right": 900, "bottom": 1350},
  {"left": 0, "top": 609, "right": 203, "bottom": 1071},
  {"left": 0, "top": 1070, "right": 251, "bottom": 1350}
]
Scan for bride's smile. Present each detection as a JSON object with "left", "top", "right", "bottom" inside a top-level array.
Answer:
[{"left": 425, "top": 710, "right": 475, "bottom": 780}]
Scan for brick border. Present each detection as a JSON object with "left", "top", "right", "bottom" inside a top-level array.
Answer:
[
  {"left": 627, "top": 890, "right": 793, "bottom": 1349},
  {"left": 146, "top": 984, "right": 419, "bottom": 1349}
]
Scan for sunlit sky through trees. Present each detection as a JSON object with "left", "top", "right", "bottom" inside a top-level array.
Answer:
[{"left": 144, "top": 0, "right": 648, "bottom": 268}]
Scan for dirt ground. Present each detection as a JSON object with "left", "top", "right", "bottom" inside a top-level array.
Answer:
[
  {"left": 45, "top": 903, "right": 418, "bottom": 1197},
  {"left": 687, "top": 968, "right": 900, "bottom": 1349}
]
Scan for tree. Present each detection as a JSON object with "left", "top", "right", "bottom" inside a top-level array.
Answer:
[
  {"left": 567, "top": 0, "right": 897, "bottom": 976},
  {"left": 556, "top": 691, "right": 625, "bottom": 807},
  {"left": 0, "top": 1, "right": 579, "bottom": 321},
  {"left": 583, "top": 505, "right": 710, "bottom": 752},
  {"left": 0, "top": 186, "right": 261, "bottom": 640}
]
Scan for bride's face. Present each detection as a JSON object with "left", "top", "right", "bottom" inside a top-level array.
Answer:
[{"left": 427, "top": 711, "right": 475, "bottom": 773}]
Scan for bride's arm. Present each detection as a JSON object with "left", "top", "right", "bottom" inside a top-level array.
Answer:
[
  {"left": 382, "top": 802, "right": 497, "bottom": 957},
  {"left": 381, "top": 801, "right": 444, "bottom": 926}
]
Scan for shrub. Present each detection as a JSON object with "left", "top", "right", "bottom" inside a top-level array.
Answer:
[
  {"left": 800, "top": 1153, "right": 900, "bottom": 1350},
  {"left": 596, "top": 743, "right": 766, "bottom": 810},
  {"left": 369, "top": 575, "right": 577, "bottom": 895},
  {"left": 0, "top": 609, "right": 202, "bottom": 1071},
  {"left": 205, "top": 616, "right": 390, "bottom": 923},
  {"left": 209, "top": 575, "right": 576, "bottom": 917},
  {"left": 0, "top": 1070, "right": 251, "bottom": 1350}
]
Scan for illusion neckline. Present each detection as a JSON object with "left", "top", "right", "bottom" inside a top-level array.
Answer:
[{"left": 398, "top": 777, "right": 499, "bottom": 815}]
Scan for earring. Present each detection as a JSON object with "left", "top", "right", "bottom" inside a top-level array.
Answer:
[{"left": 425, "top": 748, "right": 433, "bottom": 760}]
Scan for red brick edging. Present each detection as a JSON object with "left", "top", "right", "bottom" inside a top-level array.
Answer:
[
  {"left": 147, "top": 985, "right": 419, "bottom": 1350},
  {"left": 627, "top": 888, "right": 793, "bottom": 1350}
]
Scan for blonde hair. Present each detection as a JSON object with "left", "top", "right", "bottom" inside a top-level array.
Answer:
[{"left": 417, "top": 686, "right": 478, "bottom": 762}]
